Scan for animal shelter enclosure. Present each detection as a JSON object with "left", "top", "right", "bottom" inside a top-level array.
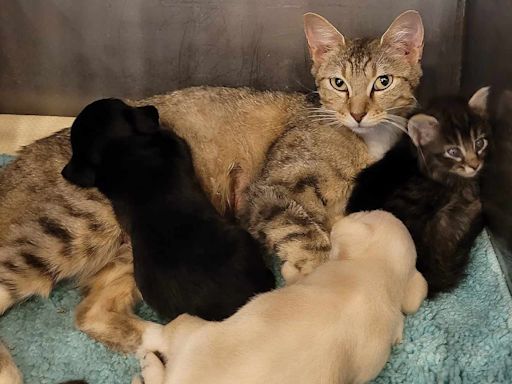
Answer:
[{"left": 0, "top": 0, "right": 511, "bottom": 383}]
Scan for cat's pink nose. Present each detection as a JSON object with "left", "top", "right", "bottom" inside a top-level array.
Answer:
[{"left": 351, "top": 112, "right": 366, "bottom": 123}]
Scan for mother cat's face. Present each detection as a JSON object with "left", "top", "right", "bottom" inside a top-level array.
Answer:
[{"left": 304, "top": 11, "right": 423, "bottom": 134}]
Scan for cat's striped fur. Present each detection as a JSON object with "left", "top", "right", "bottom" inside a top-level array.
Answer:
[
  {"left": 0, "top": 11, "right": 423, "bottom": 380},
  {"left": 241, "top": 13, "right": 423, "bottom": 281},
  {"left": 241, "top": 117, "right": 370, "bottom": 281}
]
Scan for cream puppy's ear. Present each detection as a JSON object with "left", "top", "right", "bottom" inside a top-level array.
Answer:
[
  {"left": 329, "top": 215, "right": 372, "bottom": 260},
  {"left": 401, "top": 270, "right": 428, "bottom": 314}
]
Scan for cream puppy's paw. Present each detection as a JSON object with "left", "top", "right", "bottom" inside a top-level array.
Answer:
[
  {"left": 140, "top": 352, "right": 166, "bottom": 384},
  {"left": 393, "top": 320, "right": 404, "bottom": 345},
  {"left": 281, "top": 261, "right": 302, "bottom": 284},
  {"left": 139, "top": 322, "right": 166, "bottom": 353}
]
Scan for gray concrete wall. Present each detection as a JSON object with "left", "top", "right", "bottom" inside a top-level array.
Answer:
[{"left": 0, "top": 0, "right": 464, "bottom": 115}]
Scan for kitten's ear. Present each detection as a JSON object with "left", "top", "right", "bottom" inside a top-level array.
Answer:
[
  {"left": 380, "top": 10, "right": 424, "bottom": 63},
  {"left": 407, "top": 114, "right": 440, "bottom": 147},
  {"left": 304, "top": 13, "right": 345, "bottom": 68},
  {"left": 468, "top": 86, "right": 490, "bottom": 117}
]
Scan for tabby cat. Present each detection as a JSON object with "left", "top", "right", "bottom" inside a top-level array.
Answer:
[
  {"left": 241, "top": 11, "right": 424, "bottom": 282},
  {"left": 0, "top": 10, "right": 422, "bottom": 380},
  {"left": 345, "top": 88, "right": 491, "bottom": 296}
]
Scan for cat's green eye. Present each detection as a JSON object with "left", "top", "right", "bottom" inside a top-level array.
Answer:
[
  {"left": 446, "top": 147, "right": 462, "bottom": 159},
  {"left": 373, "top": 75, "right": 393, "bottom": 91},
  {"left": 475, "top": 137, "right": 487, "bottom": 152},
  {"left": 330, "top": 77, "right": 348, "bottom": 92}
]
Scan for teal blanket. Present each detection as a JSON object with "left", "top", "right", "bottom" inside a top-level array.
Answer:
[{"left": 0, "top": 155, "right": 511, "bottom": 383}]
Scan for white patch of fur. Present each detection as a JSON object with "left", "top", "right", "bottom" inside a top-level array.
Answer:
[{"left": 358, "top": 125, "right": 403, "bottom": 160}]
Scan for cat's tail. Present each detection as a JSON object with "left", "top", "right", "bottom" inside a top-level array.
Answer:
[
  {"left": 0, "top": 341, "right": 22, "bottom": 384},
  {"left": 241, "top": 184, "right": 331, "bottom": 282}
]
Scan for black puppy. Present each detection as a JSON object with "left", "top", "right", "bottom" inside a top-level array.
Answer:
[{"left": 62, "top": 99, "right": 275, "bottom": 320}]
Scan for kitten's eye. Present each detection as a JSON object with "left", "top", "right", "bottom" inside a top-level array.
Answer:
[
  {"left": 446, "top": 147, "right": 462, "bottom": 159},
  {"left": 373, "top": 75, "right": 393, "bottom": 91},
  {"left": 475, "top": 137, "right": 487, "bottom": 152},
  {"left": 330, "top": 78, "right": 348, "bottom": 92}
]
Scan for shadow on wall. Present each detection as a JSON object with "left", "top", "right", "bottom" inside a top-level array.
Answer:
[{"left": 1, "top": 0, "right": 464, "bottom": 116}]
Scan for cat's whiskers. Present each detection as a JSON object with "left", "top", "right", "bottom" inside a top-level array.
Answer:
[
  {"left": 308, "top": 112, "right": 337, "bottom": 117},
  {"left": 309, "top": 114, "right": 338, "bottom": 119},
  {"left": 381, "top": 118, "right": 408, "bottom": 136},
  {"left": 306, "top": 106, "right": 337, "bottom": 113},
  {"left": 307, "top": 112, "right": 337, "bottom": 118},
  {"left": 417, "top": 145, "right": 432, "bottom": 176},
  {"left": 294, "top": 79, "right": 317, "bottom": 93},
  {"left": 385, "top": 106, "right": 409, "bottom": 112},
  {"left": 385, "top": 113, "right": 408, "bottom": 122},
  {"left": 310, "top": 118, "right": 340, "bottom": 125},
  {"left": 308, "top": 107, "right": 339, "bottom": 123}
]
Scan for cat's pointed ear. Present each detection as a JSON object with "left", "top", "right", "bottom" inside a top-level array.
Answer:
[
  {"left": 304, "top": 13, "right": 345, "bottom": 68},
  {"left": 468, "top": 86, "right": 490, "bottom": 117},
  {"left": 380, "top": 10, "right": 424, "bottom": 63},
  {"left": 407, "top": 114, "right": 440, "bottom": 147}
]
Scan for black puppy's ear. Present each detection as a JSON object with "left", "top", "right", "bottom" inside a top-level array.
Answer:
[
  {"left": 134, "top": 106, "right": 160, "bottom": 133},
  {"left": 61, "top": 161, "right": 96, "bottom": 187}
]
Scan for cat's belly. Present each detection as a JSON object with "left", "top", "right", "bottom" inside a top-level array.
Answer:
[{"left": 131, "top": 86, "right": 308, "bottom": 216}]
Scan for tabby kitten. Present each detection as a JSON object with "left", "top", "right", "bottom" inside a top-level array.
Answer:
[
  {"left": 0, "top": 10, "right": 422, "bottom": 381},
  {"left": 345, "top": 88, "right": 491, "bottom": 296},
  {"left": 241, "top": 11, "right": 424, "bottom": 282}
]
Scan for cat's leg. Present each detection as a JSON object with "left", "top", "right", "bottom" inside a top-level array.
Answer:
[
  {"left": 75, "top": 244, "right": 151, "bottom": 352},
  {"left": 0, "top": 244, "right": 55, "bottom": 314},
  {"left": 0, "top": 342, "right": 23, "bottom": 384},
  {"left": 242, "top": 185, "right": 331, "bottom": 282}
]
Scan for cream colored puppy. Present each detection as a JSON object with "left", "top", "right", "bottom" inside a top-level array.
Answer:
[{"left": 134, "top": 211, "right": 428, "bottom": 384}]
